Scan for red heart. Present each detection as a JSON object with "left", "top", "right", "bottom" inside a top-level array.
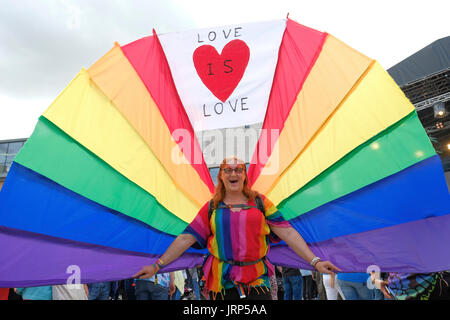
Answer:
[{"left": 193, "top": 39, "right": 250, "bottom": 102}]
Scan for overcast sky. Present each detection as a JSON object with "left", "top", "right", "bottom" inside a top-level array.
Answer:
[{"left": 0, "top": 0, "right": 449, "bottom": 140}]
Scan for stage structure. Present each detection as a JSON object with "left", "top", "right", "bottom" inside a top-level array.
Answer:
[{"left": 388, "top": 36, "right": 450, "bottom": 172}]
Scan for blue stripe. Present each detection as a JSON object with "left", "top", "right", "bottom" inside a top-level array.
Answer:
[
  {"left": 288, "top": 155, "right": 450, "bottom": 244},
  {"left": 221, "top": 207, "right": 233, "bottom": 260},
  {"left": 0, "top": 162, "right": 205, "bottom": 255}
]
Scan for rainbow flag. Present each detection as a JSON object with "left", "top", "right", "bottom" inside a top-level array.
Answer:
[{"left": 1, "top": 19, "right": 449, "bottom": 287}]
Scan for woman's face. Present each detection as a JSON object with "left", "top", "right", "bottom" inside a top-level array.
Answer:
[{"left": 220, "top": 163, "right": 246, "bottom": 193}]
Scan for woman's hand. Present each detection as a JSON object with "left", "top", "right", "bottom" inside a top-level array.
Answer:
[
  {"left": 315, "top": 261, "right": 341, "bottom": 275},
  {"left": 131, "top": 234, "right": 197, "bottom": 279},
  {"left": 132, "top": 264, "right": 157, "bottom": 279}
]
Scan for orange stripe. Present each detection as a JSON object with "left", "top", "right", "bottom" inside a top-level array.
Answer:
[
  {"left": 252, "top": 35, "right": 372, "bottom": 195},
  {"left": 87, "top": 43, "right": 212, "bottom": 209}
]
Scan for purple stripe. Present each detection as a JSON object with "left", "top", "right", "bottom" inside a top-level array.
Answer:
[
  {"left": 268, "top": 214, "right": 450, "bottom": 273},
  {"left": 229, "top": 211, "right": 239, "bottom": 259},
  {"left": 222, "top": 208, "right": 233, "bottom": 259},
  {"left": 0, "top": 226, "right": 203, "bottom": 287}
]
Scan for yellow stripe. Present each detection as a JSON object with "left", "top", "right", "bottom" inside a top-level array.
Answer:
[
  {"left": 263, "top": 196, "right": 277, "bottom": 217},
  {"left": 42, "top": 69, "right": 199, "bottom": 222},
  {"left": 87, "top": 44, "right": 212, "bottom": 208},
  {"left": 209, "top": 210, "right": 219, "bottom": 258},
  {"left": 265, "top": 205, "right": 277, "bottom": 217},
  {"left": 252, "top": 35, "right": 372, "bottom": 195},
  {"left": 267, "top": 61, "right": 415, "bottom": 205},
  {"left": 211, "top": 258, "right": 222, "bottom": 293}
]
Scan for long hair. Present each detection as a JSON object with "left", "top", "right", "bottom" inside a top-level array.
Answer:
[{"left": 212, "top": 157, "right": 258, "bottom": 209}]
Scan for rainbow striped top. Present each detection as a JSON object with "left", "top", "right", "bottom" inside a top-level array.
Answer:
[{"left": 183, "top": 194, "right": 291, "bottom": 295}]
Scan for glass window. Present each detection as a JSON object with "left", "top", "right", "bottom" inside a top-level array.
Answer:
[
  {"left": 209, "top": 167, "right": 220, "bottom": 185},
  {"left": 6, "top": 142, "right": 22, "bottom": 156},
  {"left": 6, "top": 155, "right": 16, "bottom": 163},
  {"left": 0, "top": 143, "right": 7, "bottom": 152},
  {"left": 0, "top": 143, "right": 7, "bottom": 164},
  {"left": 0, "top": 163, "right": 9, "bottom": 178},
  {"left": 0, "top": 141, "right": 25, "bottom": 178}
]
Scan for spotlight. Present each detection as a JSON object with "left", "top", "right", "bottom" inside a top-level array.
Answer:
[{"left": 434, "top": 102, "right": 447, "bottom": 118}]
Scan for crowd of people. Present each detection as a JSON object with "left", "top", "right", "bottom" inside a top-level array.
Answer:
[
  {"left": 1, "top": 267, "right": 198, "bottom": 301},
  {"left": 3, "top": 267, "right": 450, "bottom": 301},
  {"left": 0, "top": 269, "right": 358, "bottom": 301},
  {"left": 2, "top": 157, "right": 450, "bottom": 301},
  {"left": 6, "top": 268, "right": 449, "bottom": 300}
]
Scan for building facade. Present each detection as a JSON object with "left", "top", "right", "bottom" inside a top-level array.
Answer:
[{"left": 0, "top": 138, "right": 27, "bottom": 191}]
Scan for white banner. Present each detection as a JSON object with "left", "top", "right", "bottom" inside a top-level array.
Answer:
[{"left": 158, "top": 19, "right": 286, "bottom": 132}]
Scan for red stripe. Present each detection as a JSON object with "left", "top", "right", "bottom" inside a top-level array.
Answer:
[
  {"left": 121, "top": 30, "right": 215, "bottom": 193},
  {"left": 248, "top": 19, "right": 327, "bottom": 186}
]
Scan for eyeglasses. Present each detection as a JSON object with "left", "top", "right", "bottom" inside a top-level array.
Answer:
[{"left": 222, "top": 167, "right": 244, "bottom": 174}]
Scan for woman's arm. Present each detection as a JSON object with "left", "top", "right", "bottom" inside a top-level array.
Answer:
[
  {"left": 132, "top": 233, "right": 197, "bottom": 279},
  {"left": 270, "top": 225, "right": 341, "bottom": 275}
]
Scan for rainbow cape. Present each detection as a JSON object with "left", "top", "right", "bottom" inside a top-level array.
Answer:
[{"left": 1, "top": 19, "right": 449, "bottom": 287}]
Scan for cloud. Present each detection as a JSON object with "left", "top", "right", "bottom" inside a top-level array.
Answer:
[
  {"left": 0, "top": 0, "right": 195, "bottom": 100},
  {"left": 0, "top": 0, "right": 198, "bottom": 139},
  {"left": 1, "top": 0, "right": 449, "bottom": 140}
]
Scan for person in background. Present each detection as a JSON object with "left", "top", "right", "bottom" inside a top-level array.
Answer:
[
  {"left": 171, "top": 270, "right": 187, "bottom": 300},
  {"left": 123, "top": 278, "right": 136, "bottom": 300},
  {"left": 275, "top": 266, "right": 284, "bottom": 300},
  {"left": 110, "top": 280, "right": 126, "bottom": 300},
  {"left": 134, "top": 271, "right": 175, "bottom": 300},
  {"left": 8, "top": 288, "right": 22, "bottom": 300},
  {"left": 186, "top": 267, "right": 201, "bottom": 300},
  {"left": 337, "top": 272, "right": 374, "bottom": 300},
  {"left": 269, "top": 272, "right": 278, "bottom": 300},
  {"left": 52, "top": 284, "right": 88, "bottom": 300},
  {"left": 371, "top": 271, "right": 450, "bottom": 300},
  {"left": 15, "top": 286, "right": 52, "bottom": 300},
  {"left": 300, "top": 269, "right": 317, "bottom": 300},
  {"left": 133, "top": 157, "right": 340, "bottom": 300},
  {"left": 322, "top": 273, "right": 344, "bottom": 300},
  {"left": 279, "top": 266, "right": 303, "bottom": 300},
  {"left": 87, "top": 281, "right": 111, "bottom": 300},
  {"left": 313, "top": 271, "right": 327, "bottom": 300}
]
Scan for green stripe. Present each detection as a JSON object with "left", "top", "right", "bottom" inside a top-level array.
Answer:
[
  {"left": 279, "top": 111, "right": 436, "bottom": 220},
  {"left": 15, "top": 117, "right": 187, "bottom": 235}
]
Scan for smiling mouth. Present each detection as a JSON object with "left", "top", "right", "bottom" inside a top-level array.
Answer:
[{"left": 228, "top": 179, "right": 239, "bottom": 185}]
